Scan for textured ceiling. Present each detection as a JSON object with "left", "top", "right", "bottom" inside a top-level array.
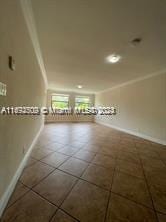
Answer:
[{"left": 31, "top": 0, "right": 166, "bottom": 93}]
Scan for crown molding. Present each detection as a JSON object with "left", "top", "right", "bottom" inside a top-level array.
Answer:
[
  {"left": 96, "top": 68, "right": 166, "bottom": 94},
  {"left": 20, "top": 0, "right": 48, "bottom": 88}
]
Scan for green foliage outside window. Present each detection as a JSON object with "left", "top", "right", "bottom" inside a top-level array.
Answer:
[
  {"left": 75, "top": 96, "right": 91, "bottom": 109},
  {"left": 52, "top": 101, "right": 68, "bottom": 109},
  {"left": 51, "top": 95, "right": 69, "bottom": 109},
  {"left": 51, "top": 94, "right": 91, "bottom": 110}
]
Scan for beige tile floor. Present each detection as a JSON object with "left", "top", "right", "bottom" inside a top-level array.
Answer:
[{"left": 1, "top": 123, "right": 166, "bottom": 222}]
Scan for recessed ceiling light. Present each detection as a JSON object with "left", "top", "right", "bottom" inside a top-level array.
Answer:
[
  {"left": 77, "top": 85, "right": 83, "bottom": 89},
  {"left": 106, "top": 54, "right": 121, "bottom": 64}
]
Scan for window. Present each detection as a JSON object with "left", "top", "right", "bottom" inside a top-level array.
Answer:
[
  {"left": 75, "top": 96, "right": 91, "bottom": 109},
  {"left": 51, "top": 94, "right": 69, "bottom": 109}
]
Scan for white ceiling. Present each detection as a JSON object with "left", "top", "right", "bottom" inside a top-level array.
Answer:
[{"left": 31, "top": 0, "right": 166, "bottom": 93}]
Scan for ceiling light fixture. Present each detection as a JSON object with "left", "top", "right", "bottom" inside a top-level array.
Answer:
[
  {"left": 106, "top": 54, "right": 121, "bottom": 64},
  {"left": 77, "top": 85, "right": 83, "bottom": 89}
]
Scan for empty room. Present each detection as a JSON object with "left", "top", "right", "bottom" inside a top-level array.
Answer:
[{"left": 0, "top": 0, "right": 166, "bottom": 221}]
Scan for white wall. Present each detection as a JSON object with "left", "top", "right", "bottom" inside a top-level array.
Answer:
[
  {"left": 95, "top": 72, "right": 166, "bottom": 145},
  {"left": 0, "top": 0, "right": 46, "bottom": 210},
  {"left": 45, "top": 89, "right": 95, "bottom": 123}
]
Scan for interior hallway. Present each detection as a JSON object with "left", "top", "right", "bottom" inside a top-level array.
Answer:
[{"left": 2, "top": 123, "right": 166, "bottom": 222}]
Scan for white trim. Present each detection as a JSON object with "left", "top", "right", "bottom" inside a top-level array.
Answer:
[
  {"left": 20, "top": 0, "right": 48, "bottom": 89},
  {"left": 95, "top": 120, "right": 166, "bottom": 145},
  {"left": 96, "top": 69, "right": 166, "bottom": 94},
  {"left": 0, "top": 123, "right": 44, "bottom": 217}
]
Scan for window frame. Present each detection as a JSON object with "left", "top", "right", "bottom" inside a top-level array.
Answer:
[
  {"left": 51, "top": 94, "right": 69, "bottom": 109},
  {"left": 74, "top": 95, "right": 91, "bottom": 110}
]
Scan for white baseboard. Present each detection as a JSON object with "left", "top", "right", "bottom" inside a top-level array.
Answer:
[
  {"left": 95, "top": 120, "right": 166, "bottom": 145},
  {"left": 0, "top": 123, "right": 44, "bottom": 217}
]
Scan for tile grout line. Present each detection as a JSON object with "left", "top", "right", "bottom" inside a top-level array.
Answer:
[
  {"left": 103, "top": 155, "right": 118, "bottom": 222},
  {"left": 51, "top": 146, "right": 97, "bottom": 207},
  {"left": 4, "top": 187, "right": 30, "bottom": 211},
  {"left": 135, "top": 144, "right": 160, "bottom": 222},
  {"left": 31, "top": 149, "right": 57, "bottom": 161},
  {"left": 21, "top": 167, "right": 56, "bottom": 190},
  {"left": 30, "top": 143, "right": 165, "bottom": 215},
  {"left": 56, "top": 208, "right": 80, "bottom": 222},
  {"left": 28, "top": 147, "right": 81, "bottom": 189},
  {"left": 49, "top": 154, "right": 98, "bottom": 221},
  {"left": 32, "top": 143, "right": 89, "bottom": 221},
  {"left": 47, "top": 143, "right": 91, "bottom": 222},
  {"left": 3, "top": 125, "right": 166, "bottom": 222},
  {"left": 19, "top": 144, "right": 87, "bottom": 193},
  {"left": 104, "top": 133, "right": 124, "bottom": 222},
  {"left": 23, "top": 143, "right": 86, "bottom": 190},
  {"left": 20, "top": 165, "right": 81, "bottom": 221},
  {"left": 22, "top": 160, "right": 166, "bottom": 216},
  {"left": 22, "top": 143, "right": 165, "bottom": 214}
]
